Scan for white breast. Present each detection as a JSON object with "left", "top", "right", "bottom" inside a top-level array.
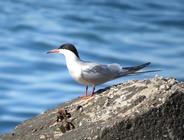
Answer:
[{"left": 60, "top": 49, "right": 89, "bottom": 85}]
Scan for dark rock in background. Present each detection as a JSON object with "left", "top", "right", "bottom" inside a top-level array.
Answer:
[{"left": 0, "top": 76, "right": 184, "bottom": 140}]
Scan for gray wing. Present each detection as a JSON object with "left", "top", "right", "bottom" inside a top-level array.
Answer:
[
  {"left": 81, "top": 62, "right": 123, "bottom": 85},
  {"left": 80, "top": 61, "right": 159, "bottom": 85}
]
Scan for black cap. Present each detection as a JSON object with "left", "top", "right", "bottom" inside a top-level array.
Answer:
[{"left": 58, "top": 43, "right": 80, "bottom": 58}]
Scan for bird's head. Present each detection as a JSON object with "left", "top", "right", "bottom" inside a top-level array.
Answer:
[{"left": 47, "top": 43, "right": 80, "bottom": 58}]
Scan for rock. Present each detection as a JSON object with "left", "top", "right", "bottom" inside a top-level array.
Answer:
[
  {"left": 0, "top": 76, "right": 184, "bottom": 140},
  {"left": 39, "top": 134, "right": 46, "bottom": 139}
]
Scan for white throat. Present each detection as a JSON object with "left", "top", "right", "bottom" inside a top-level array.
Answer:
[{"left": 59, "top": 49, "right": 82, "bottom": 81}]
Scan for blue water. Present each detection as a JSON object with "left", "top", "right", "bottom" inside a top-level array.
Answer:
[{"left": 0, "top": 0, "right": 184, "bottom": 134}]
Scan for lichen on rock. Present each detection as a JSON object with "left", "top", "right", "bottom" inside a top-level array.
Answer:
[{"left": 0, "top": 76, "right": 183, "bottom": 140}]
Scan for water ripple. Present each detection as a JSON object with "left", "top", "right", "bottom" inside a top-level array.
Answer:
[{"left": 0, "top": 0, "right": 184, "bottom": 134}]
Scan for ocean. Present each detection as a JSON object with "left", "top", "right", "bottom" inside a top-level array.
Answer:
[{"left": 0, "top": 0, "right": 184, "bottom": 134}]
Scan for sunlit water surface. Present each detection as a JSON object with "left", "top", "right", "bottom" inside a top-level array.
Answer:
[{"left": 0, "top": 0, "right": 184, "bottom": 134}]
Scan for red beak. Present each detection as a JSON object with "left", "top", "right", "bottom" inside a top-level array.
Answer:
[{"left": 47, "top": 49, "right": 59, "bottom": 54}]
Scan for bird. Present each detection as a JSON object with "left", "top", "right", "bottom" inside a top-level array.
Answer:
[{"left": 47, "top": 43, "right": 160, "bottom": 98}]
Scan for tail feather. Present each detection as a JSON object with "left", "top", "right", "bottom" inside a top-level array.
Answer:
[
  {"left": 115, "top": 62, "right": 161, "bottom": 78},
  {"left": 130, "top": 70, "right": 161, "bottom": 75},
  {"left": 122, "top": 62, "right": 151, "bottom": 72}
]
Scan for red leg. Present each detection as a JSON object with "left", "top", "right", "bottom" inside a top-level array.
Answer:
[
  {"left": 84, "top": 86, "right": 96, "bottom": 99},
  {"left": 89, "top": 86, "right": 95, "bottom": 97},
  {"left": 80, "top": 86, "right": 96, "bottom": 99},
  {"left": 80, "top": 85, "right": 88, "bottom": 98}
]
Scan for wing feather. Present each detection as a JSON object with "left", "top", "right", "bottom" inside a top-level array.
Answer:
[{"left": 81, "top": 62, "right": 122, "bottom": 85}]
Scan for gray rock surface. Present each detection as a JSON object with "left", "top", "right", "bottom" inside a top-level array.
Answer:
[{"left": 0, "top": 76, "right": 184, "bottom": 140}]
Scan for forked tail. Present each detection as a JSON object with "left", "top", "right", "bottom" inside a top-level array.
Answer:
[{"left": 120, "top": 62, "right": 161, "bottom": 76}]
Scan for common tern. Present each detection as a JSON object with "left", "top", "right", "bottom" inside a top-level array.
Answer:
[{"left": 47, "top": 43, "right": 160, "bottom": 98}]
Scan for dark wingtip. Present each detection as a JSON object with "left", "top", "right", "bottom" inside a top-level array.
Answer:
[
  {"left": 142, "top": 62, "right": 151, "bottom": 68},
  {"left": 146, "top": 62, "right": 151, "bottom": 65},
  {"left": 123, "top": 62, "right": 152, "bottom": 71}
]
